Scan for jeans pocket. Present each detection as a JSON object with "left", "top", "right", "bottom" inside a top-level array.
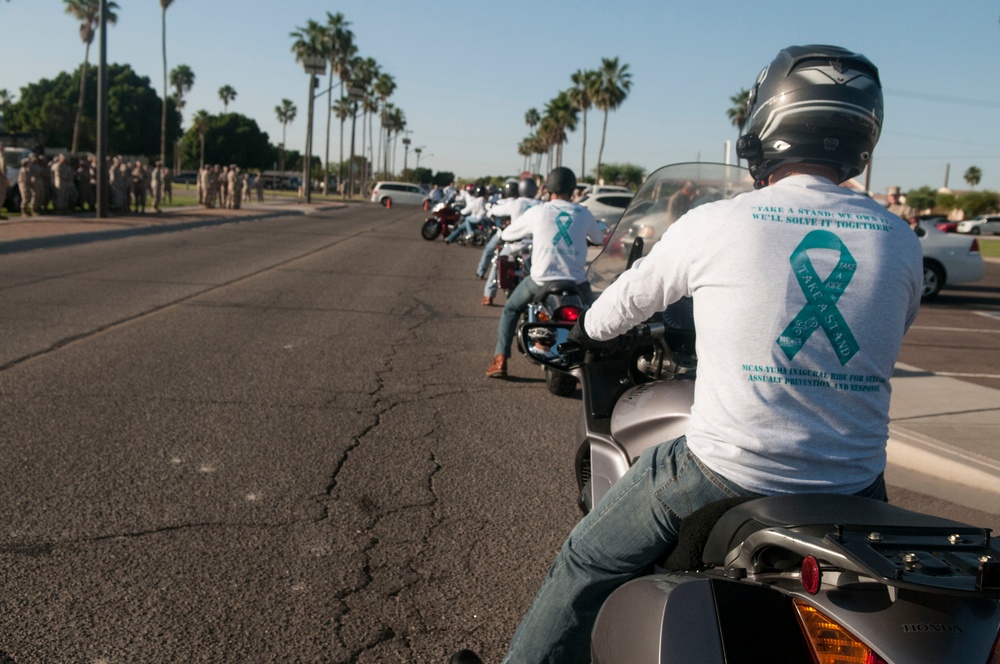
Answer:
[{"left": 654, "top": 439, "right": 755, "bottom": 521}]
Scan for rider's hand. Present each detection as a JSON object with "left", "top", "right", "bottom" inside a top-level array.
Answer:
[{"left": 567, "top": 310, "right": 619, "bottom": 349}]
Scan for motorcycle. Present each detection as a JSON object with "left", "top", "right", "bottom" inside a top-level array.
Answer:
[
  {"left": 420, "top": 202, "right": 463, "bottom": 241},
  {"left": 515, "top": 277, "right": 587, "bottom": 397},
  {"left": 519, "top": 162, "right": 1000, "bottom": 663}
]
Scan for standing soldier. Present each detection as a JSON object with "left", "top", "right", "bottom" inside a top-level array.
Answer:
[
  {"left": 131, "top": 162, "right": 147, "bottom": 214},
  {"left": 205, "top": 165, "right": 219, "bottom": 208},
  {"left": 255, "top": 170, "right": 265, "bottom": 202},
  {"left": 219, "top": 165, "right": 229, "bottom": 207},
  {"left": 31, "top": 156, "right": 47, "bottom": 214},
  {"left": 76, "top": 157, "right": 95, "bottom": 212},
  {"left": 243, "top": 171, "right": 252, "bottom": 204},
  {"left": 150, "top": 161, "right": 164, "bottom": 212},
  {"left": 197, "top": 165, "right": 206, "bottom": 205},
  {"left": 163, "top": 166, "right": 173, "bottom": 205},
  {"left": 227, "top": 165, "right": 242, "bottom": 209},
  {"left": 18, "top": 158, "right": 34, "bottom": 216}
]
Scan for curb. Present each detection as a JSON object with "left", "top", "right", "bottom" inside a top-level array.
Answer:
[{"left": 0, "top": 204, "right": 345, "bottom": 255}]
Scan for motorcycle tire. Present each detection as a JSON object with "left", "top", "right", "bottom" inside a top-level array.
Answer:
[
  {"left": 421, "top": 220, "right": 441, "bottom": 241},
  {"left": 471, "top": 232, "right": 486, "bottom": 247},
  {"left": 545, "top": 367, "right": 577, "bottom": 397}
]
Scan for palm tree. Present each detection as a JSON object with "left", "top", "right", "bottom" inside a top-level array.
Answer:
[
  {"left": 169, "top": 64, "right": 195, "bottom": 115},
  {"left": 727, "top": 88, "right": 750, "bottom": 163},
  {"left": 290, "top": 19, "right": 329, "bottom": 190},
  {"left": 964, "top": 166, "right": 982, "bottom": 189},
  {"left": 373, "top": 72, "right": 396, "bottom": 179},
  {"left": 322, "top": 12, "right": 354, "bottom": 194},
  {"left": 569, "top": 69, "right": 599, "bottom": 180},
  {"left": 159, "top": 0, "right": 174, "bottom": 166},
  {"left": 543, "top": 91, "right": 578, "bottom": 167},
  {"left": 525, "top": 108, "right": 540, "bottom": 134},
  {"left": 593, "top": 56, "right": 633, "bottom": 183},
  {"left": 63, "top": 0, "right": 119, "bottom": 154},
  {"left": 275, "top": 99, "right": 297, "bottom": 176},
  {"left": 218, "top": 85, "right": 237, "bottom": 113},
  {"left": 191, "top": 109, "right": 210, "bottom": 170}
]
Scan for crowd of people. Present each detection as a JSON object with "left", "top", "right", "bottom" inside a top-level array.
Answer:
[
  {"left": 1, "top": 150, "right": 174, "bottom": 217},
  {"left": 193, "top": 164, "right": 264, "bottom": 210}
]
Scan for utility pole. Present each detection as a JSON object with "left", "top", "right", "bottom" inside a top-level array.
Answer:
[
  {"left": 301, "top": 55, "right": 326, "bottom": 204},
  {"left": 95, "top": 0, "right": 109, "bottom": 218}
]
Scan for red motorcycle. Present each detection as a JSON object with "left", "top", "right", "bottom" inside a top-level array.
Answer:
[{"left": 420, "top": 203, "right": 462, "bottom": 241}]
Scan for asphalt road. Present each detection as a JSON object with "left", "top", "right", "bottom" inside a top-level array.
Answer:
[{"left": 0, "top": 206, "right": 997, "bottom": 663}]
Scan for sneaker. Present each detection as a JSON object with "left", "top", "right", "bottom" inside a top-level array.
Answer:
[
  {"left": 485, "top": 355, "right": 507, "bottom": 378},
  {"left": 481, "top": 296, "right": 493, "bottom": 306}
]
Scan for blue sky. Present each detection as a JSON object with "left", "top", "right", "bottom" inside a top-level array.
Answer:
[{"left": 3, "top": 0, "right": 999, "bottom": 195}]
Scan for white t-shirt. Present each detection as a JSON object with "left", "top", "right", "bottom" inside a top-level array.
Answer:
[
  {"left": 585, "top": 175, "right": 923, "bottom": 494},
  {"left": 501, "top": 199, "right": 604, "bottom": 284}
]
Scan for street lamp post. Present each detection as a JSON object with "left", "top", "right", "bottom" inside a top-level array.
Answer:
[
  {"left": 301, "top": 55, "right": 326, "bottom": 204},
  {"left": 402, "top": 137, "right": 411, "bottom": 178}
]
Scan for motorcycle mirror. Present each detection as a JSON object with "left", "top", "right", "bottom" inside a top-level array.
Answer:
[
  {"left": 626, "top": 236, "right": 644, "bottom": 270},
  {"left": 520, "top": 322, "right": 576, "bottom": 370}
]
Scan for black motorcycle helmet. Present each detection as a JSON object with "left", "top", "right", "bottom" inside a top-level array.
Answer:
[
  {"left": 736, "top": 45, "right": 883, "bottom": 189},
  {"left": 544, "top": 166, "right": 577, "bottom": 197},
  {"left": 518, "top": 177, "right": 538, "bottom": 199},
  {"left": 502, "top": 178, "right": 519, "bottom": 198},
  {"left": 473, "top": 185, "right": 488, "bottom": 198}
]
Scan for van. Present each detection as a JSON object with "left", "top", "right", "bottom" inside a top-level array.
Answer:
[{"left": 370, "top": 181, "right": 426, "bottom": 206}]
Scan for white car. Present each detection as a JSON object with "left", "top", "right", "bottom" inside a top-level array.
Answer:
[
  {"left": 915, "top": 221, "right": 985, "bottom": 299},
  {"left": 956, "top": 214, "right": 1000, "bottom": 235},
  {"left": 370, "top": 181, "right": 427, "bottom": 206},
  {"left": 578, "top": 191, "right": 633, "bottom": 226}
]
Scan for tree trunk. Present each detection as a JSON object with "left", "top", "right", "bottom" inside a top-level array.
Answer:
[
  {"left": 595, "top": 109, "right": 609, "bottom": 184},
  {"left": 580, "top": 108, "right": 588, "bottom": 181},
  {"left": 160, "top": 8, "right": 168, "bottom": 166},
  {"left": 323, "top": 69, "right": 333, "bottom": 195},
  {"left": 72, "top": 41, "right": 91, "bottom": 155}
]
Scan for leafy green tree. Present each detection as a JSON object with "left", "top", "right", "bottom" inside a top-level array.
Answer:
[
  {"left": 4, "top": 63, "right": 180, "bottom": 157},
  {"left": 904, "top": 186, "right": 936, "bottom": 212},
  {"left": 594, "top": 162, "right": 645, "bottom": 189},
  {"left": 63, "top": 0, "right": 119, "bottom": 154},
  {"left": 179, "top": 112, "right": 275, "bottom": 169},
  {"left": 964, "top": 165, "right": 982, "bottom": 189},
  {"left": 432, "top": 171, "right": 455, "bottom": 187},
  {"left": 593, "top": 57, "right": 632, "bottom": 183},
  {"left": 543, "top": 90, "right": 578, "bottom": 167},
  {"left": 956, "top": 190, "right": 999, "bottom": 218}
]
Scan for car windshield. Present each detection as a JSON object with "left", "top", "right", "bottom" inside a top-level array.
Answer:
[{"left": 588, "top": 162, "right": 754, "bottom": 292}]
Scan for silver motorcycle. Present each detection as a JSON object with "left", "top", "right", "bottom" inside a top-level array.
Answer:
[{"left": 521, "top": 162, "right": 1000, "bottom": 664}]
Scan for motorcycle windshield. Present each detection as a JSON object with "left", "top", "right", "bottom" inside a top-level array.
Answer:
[{"left": 588, "top": 163, "right": 753, "bottom": 293}]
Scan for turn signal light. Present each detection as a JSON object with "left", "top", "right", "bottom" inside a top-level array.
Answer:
[
  {"left": 970, "top": 238, "right": 981, "bottom": 254},
  {"left": 793, "top": 600, "right": 888, "bottom": 664}
]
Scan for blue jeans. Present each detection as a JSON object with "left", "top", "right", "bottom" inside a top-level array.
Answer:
[
  {"left": 501, "top": 436, "right": 887, "bottom": 663},
  {"left": 477, "top": 232, "right": 502, "bottom": 277},
  {"left": 493, "top": 278, "right": 593, "bottom": 357},
  {"left": 446, "top": 215, "right": 483, "bottom": 243}
]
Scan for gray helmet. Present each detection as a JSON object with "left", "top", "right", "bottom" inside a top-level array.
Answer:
[
  {"left": 518, "top": 177, "right": 538, "bottom": 199},
  {"left": 544, "top": 166, "right": 576, "bottom": 196},
  {"left": 736, "top": 44, "right": 883, "bottom": 189}
]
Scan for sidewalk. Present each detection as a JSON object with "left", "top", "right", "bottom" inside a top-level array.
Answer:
[
  {"left": 0, "top": 198, "right": 345, "bottom": 253},
  {"left": 2, "top": 203, "right": 999, "bottom": 514}
]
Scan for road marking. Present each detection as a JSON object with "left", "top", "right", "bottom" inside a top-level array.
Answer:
[
  {"left": 976, "top": 311, "right": 1000, "bottom": 321},
  {"left": 930, "top": 371, "right": 1000, "bottom": 379}
]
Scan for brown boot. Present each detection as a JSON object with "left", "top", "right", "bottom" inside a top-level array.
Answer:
[
  {"left": 485, "top": 355, "right": 507, "bottom": 378},
  {"left": 481, "top": 296, "right": 493, "bottom": 306}
]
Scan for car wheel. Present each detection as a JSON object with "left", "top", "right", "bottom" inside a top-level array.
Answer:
[
  {"left": 921, "top": 260, "right": 944, "bottom": 299},
  {"left": 971, "top": 226, "right": 981, "bottom": 235}
]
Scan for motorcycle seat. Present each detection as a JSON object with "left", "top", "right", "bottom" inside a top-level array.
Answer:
[
  {"left": 532, "top": 280, "right": 583, "bottom": 302},
  {"left": 701, "top": 493, "right": 973, "bottom": 567}
]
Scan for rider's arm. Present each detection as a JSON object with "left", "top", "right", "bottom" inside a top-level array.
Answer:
[
  {"left": 500, "top": 206, "right": 538, "bottom": 242},
  {"left": 584, "top": 219, "right": 692, "bottom": 342}
]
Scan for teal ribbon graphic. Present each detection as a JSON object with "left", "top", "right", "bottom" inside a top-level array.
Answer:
[
  {"left": 776, "top": 230, "right": 860, "bottom": 365},
  {"left": 553, "top": 212, "right": 573, "bottom": 247}
]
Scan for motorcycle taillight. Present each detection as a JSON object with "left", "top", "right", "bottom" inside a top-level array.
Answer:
[
  {"left": 553, "top": 306, "right": 581, "bottom": 323},
  {"left": 793, "top": 600, "right": 887, "bottom": 664}
]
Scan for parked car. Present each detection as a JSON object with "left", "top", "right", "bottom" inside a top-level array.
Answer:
[
  {"left": 915, "top": 214, "right": 958, "bottom": 233},
  {"left": 370, "top": 181, "right": 426, "bottom": 206},
  {"left": 580, "top": 184, "right": 631, "bottom": 197},
  {"left": 956, "top": 214, "right": 1000, "bottom": 235},
  {"left": 578, "top": 191, "right": 633, "bottom": 229},
  {"left": 915, "top": 220, "right": 985, "bottom": 299}
]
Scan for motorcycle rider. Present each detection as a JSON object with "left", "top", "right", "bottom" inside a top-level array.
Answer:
[
  {"left": 485, "top": 166, "right": 604, "bottom": 378},
  {"left": 445, "top": 185, "right": 488, "bottom": 244},
  {"left": 476, "top": 178, "right": 541, "bottom": 305},
  {"left": 497, "top": 45, "right": 922, "bottom": 662}
]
